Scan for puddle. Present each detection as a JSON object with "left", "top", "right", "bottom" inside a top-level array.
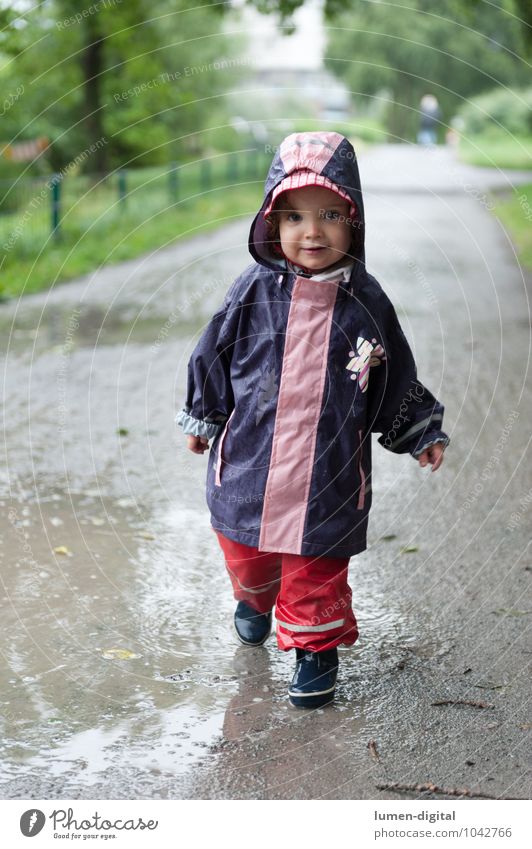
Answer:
[
  {"left": 2, "top": 704, "right": 226, "bottom": 789},
  {"left": 0, "top": 487, "right": 454, "bottom": 798},
  {"left": 0, "top": 302, "right": 206, "bottom": 358},
  {"left": 0, "top": 492, "right": 236, "bottom": 797}
]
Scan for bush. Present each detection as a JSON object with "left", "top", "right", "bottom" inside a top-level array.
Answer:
[{"left": 457, "top": 86, "right": 532, "bottom": 138}]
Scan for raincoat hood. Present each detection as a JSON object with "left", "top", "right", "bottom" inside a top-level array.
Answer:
[{"left": 249, "top": 131, "right": 366, "bottom": 277}]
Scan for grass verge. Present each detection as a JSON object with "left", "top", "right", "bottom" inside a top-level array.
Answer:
[
  {"left": 458, "top": 132, "right": 532, "bottom": 170},
  {"left": 0, "top": 183, "right": 264, "bottom": 299},
  {"left": 492, "top": 182, "right": 532, "bottom": 270}
]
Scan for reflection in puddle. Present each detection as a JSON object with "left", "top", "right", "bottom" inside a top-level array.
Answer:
[
  {"left": 0, "top": 303, "right": 197, "bottom": 356},
  {"left": 4, "top": 705, "right": 226, "bottom": 787},
  {"left": 0, "top": 493, "right": 233, "bottom": 796}
]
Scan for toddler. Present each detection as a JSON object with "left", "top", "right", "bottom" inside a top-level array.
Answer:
[{"left": 176, "top": 131, "right": 449, "bottom": 708}]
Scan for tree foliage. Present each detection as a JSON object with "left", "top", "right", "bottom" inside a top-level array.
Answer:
[
  {"left": 246, "top": 0, "right": 531, "bottom": 48},
  {"left": 0, "top": 0, "right": 245, "bottom": 172},
  {"left": 322, "top": 0, "right": 530, "bottom": 140}
]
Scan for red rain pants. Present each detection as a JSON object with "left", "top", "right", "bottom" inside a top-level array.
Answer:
[{"left": 214, "top": 529, "right": 359, "bottom": 652}]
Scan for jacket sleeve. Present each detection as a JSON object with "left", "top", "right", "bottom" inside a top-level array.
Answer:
[
  {"left": 175, "top": 289, "right": 238, "bottom": 440},
  {"left": 367, "top": 296, "right": 450, "bottom": 458}
]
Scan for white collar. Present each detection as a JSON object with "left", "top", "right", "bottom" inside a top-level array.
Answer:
[{"left": 287, "top": 259, "right": 354, "bottom": 283}]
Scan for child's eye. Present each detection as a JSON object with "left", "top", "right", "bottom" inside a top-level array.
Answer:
[
  {"left": 323, "top": 210, "right": 340, "bottom": 220},
  {"left": 286, "top": 212, "right": 302, "bottom": 222}
]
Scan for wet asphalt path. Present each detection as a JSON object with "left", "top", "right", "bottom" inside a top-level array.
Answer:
[{"left": 1, "top": 144, "right": 531, "bottom": 800}]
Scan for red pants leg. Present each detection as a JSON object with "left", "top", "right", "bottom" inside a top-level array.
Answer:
[
  {"left": 214, "top": 530, "right": 281, "bottom": 614},
  {"left": 214, "top": 530, "right": 358, "bottom": 651},
  {"left": 275, "top": 552, "right": 359, "bottom": 652}
]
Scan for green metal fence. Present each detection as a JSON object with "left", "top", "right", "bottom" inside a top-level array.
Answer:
[{"left": 0, "top": 149, "right": 270, "bottom": 260}]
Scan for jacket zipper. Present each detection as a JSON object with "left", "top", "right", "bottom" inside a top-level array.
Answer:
[{"left": 357, "top": 428, "right": 366, "bottom": 510}]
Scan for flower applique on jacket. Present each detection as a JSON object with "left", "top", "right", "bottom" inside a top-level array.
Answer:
[{"left": 346, "top": 337, "right": 386, "bottom": 392}]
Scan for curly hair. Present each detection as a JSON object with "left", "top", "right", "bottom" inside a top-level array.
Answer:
[{"left": 263, "top": 194, "right": 365, "bottom": 260}]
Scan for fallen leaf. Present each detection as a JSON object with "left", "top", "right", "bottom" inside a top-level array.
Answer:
[
  {"left": 367, "top": 739, "right": 380, "bottom": 761},
  {"left": 53, "top": 545, "right": 72, "bottom": 556},
  {"left": 100, "top": 647, "right": 141, "bottom": 660},
  {"left": 492, "top": 608, "right": 532, "bottom": 617},
  {"left": 136, "top": 531, "right": 155, "bottom": 540},
  {"left": 117, "top": 427, "right": 129, "bottom": 436},
  {"left": 88, "top": 516, "right": 105, "bottom": 527},
  {"left": 401, "top": 544, "right": 419, "bottom": 553},
  {"left": 380, "top": 534, "right": 397, "bottom": 542}
]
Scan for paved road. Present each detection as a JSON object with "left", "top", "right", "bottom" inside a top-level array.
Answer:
[{"left": 1, "top": 144, "right": 530, "bottom": 800}]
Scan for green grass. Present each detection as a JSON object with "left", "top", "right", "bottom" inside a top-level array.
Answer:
[
  {"left": 458, "top": 131, "right": 532, "bottom": 170},
  {"left": 458, "top": 130, "right": 532, "bottom": 267},
  {"left": 0, "top": 181, "right": 265, "bottom": 299},
  {"left": 492, "top": 182, "right": 532, "bottom": 270}
]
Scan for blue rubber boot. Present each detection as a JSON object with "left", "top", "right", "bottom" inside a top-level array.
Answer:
[
  {"left": 288, "top": 648, "right": 338, "bottom": 708},
  {"left": 234, "top": 601, "right": 272, "bottom": 646}
]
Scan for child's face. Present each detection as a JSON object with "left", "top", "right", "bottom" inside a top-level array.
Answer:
[{"left": 276, "top": 185, "right": 353, "bottom": 272}]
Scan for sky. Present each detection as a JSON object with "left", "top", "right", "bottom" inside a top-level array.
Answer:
[{"left": 229, "top": 0, "right": 325, "bottom": 70}]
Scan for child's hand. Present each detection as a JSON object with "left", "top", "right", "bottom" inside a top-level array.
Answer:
[
  {"left": 186, "top": 435, "right": 209, "bottom": 454},
  {"left": 417, "top": 442, "right": 445, "bottom": 471}
]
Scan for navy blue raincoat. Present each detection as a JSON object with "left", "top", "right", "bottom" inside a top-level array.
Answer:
[{"left": 176, "top": 132, "right": 449, "bottom": 558}]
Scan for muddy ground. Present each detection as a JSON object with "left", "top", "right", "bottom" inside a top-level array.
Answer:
[{"left": 1, "top": 144, "right": 531, "bottom": 800}]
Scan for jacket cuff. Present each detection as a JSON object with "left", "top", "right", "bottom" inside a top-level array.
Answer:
[
  {"left": 175, "top": 410, "right": 223, "bottom": 440},
  {"left": 410, "top": 433, "right": 450, "bottom": 458}
]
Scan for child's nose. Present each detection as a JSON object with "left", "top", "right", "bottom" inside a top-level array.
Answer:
[{"left": 305, "top": 216, "right": 324, "bottom": 238}]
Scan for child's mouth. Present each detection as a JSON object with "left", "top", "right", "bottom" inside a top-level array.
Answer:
[{"left": 302, "top": 247, "right": 326, "bottom": 253}]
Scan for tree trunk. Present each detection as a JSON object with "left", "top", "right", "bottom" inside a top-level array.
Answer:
[
  {"left": 387, "top": 72, "right": 421, "bottom": 143},
  {"left": 81, "top": 19, "right": 107, "bottom": 172}
]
